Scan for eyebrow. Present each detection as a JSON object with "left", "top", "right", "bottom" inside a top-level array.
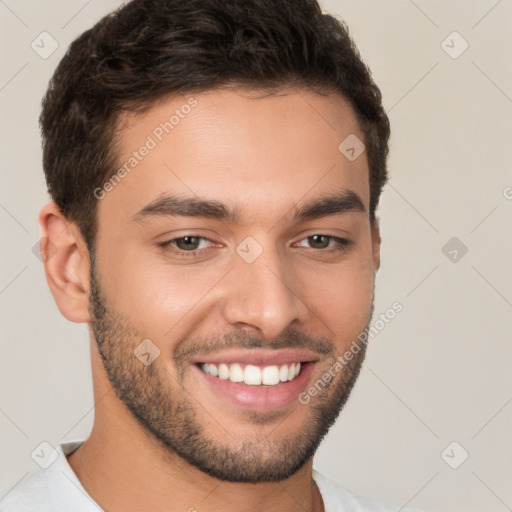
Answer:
[{"left": 131, "top": 189, "right": 365, "bottom": 224}]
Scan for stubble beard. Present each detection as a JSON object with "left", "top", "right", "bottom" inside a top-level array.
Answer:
[{"left": 88, "top": 260, "right": 372, "bottom": 483}]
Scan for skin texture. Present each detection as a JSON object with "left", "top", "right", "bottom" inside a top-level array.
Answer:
[{"left": 40, "top": 87, "right": 381, "bottom": 512}]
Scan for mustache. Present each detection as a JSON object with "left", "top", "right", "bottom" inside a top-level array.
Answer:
[{"left": 173, "top": 327, "right": 336, "bottom": 368}]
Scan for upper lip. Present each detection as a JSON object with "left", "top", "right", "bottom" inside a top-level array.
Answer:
[{"left": 190, "top": 348, "right": 321, "bottom": 367}]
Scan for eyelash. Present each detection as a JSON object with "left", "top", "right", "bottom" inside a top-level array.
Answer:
[{"left": 157, "top": 234, "right": 352, "bottom": 258}]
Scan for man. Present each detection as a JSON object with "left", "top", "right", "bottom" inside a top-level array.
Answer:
[{"left": 0, "top": 0, "right": 419, "bottom": 510}]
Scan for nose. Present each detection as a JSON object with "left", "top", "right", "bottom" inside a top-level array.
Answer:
[{"left": 220, "top": 244, "right": 307, "bottom": 340}]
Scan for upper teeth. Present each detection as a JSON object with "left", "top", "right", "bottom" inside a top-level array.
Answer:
[{"left": 200, "top": 362, "right": 301, "bottom": 386}]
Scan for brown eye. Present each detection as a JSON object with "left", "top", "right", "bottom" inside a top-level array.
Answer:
[
  {"left": 307, "top": 235, "right": 331, "bottom": 249},
  {"left": 157, "top": 236, "right": 214, "bottom": 257},
  {"left": 295, "top": 235, "right": 351, "bottom": 251},
  {"left": 174, "top": 236, "right": 203, "bottom": 251}
]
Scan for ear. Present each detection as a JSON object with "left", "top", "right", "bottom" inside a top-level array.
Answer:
[
  {"left": 38, "top": 202, "right": 91, "bottom": 323},
  {"left": 370, "top": 216, "right": 381, "bottom": 274}
]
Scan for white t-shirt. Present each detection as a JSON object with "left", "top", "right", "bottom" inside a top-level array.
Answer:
[{"left": 0, "top": 440, "right": 420, "bottom": 512}]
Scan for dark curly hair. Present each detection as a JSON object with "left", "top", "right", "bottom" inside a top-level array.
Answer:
[{"left": 40, "top": 0, "right": 390, "bottom": 252}]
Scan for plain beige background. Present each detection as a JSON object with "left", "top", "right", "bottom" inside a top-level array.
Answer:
[{"left": 1, "top": 1, "right": 511, "bottom": 511}]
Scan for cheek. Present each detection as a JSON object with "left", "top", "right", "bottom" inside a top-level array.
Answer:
[
  {"left": 296, "top": 255, "right": 374, "bottom": 341},
  {"left": 97, "top": 235, "right": 374, "bottom": 346},
  {"left": 99, "top": 247, "right": 227, "bottom": 331}
]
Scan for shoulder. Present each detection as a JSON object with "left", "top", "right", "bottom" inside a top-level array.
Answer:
[
  {"left": 0, "top": 440, "right": 99, "bottom": 512},
  {"left": 0, "top": 469, "right": 52, "bottom": 512},
  {"left": 312, "top": 470, "right": 421, "bottom": 512}
]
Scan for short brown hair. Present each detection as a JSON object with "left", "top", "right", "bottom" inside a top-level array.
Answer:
[{"left": 40, "top": 0, "right": 390, "bottom": 251}]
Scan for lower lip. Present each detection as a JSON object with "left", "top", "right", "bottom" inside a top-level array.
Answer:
[{"left": 193, "top": 362, "right": 316, "bottom": 412}]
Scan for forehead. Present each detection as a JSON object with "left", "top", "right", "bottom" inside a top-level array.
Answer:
[{"left": 101, "top": 87, "right": 369, "bottom": 226}]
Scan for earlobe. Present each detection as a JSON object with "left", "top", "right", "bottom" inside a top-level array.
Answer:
[{"left": 38, "top": 202, "right": 91, "bottom": 323}]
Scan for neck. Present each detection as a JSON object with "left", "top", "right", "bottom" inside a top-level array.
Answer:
[
  {"left": 66, "top": 344, "right": 325, "bottom": 512},
  {"left": 67, "top": 420, "right": 324, "bottom": 512}
]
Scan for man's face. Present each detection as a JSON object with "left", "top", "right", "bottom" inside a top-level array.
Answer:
[{"left": 89, "top": 87, "right": 379, "bottom": 482}]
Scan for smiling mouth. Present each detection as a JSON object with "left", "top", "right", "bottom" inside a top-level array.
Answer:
[
  {"left": 198, "top": 362, "right": 302, "bottom": 386},
  {"left": 193, "top": 355, "right": 317, "bottom": 411}
]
